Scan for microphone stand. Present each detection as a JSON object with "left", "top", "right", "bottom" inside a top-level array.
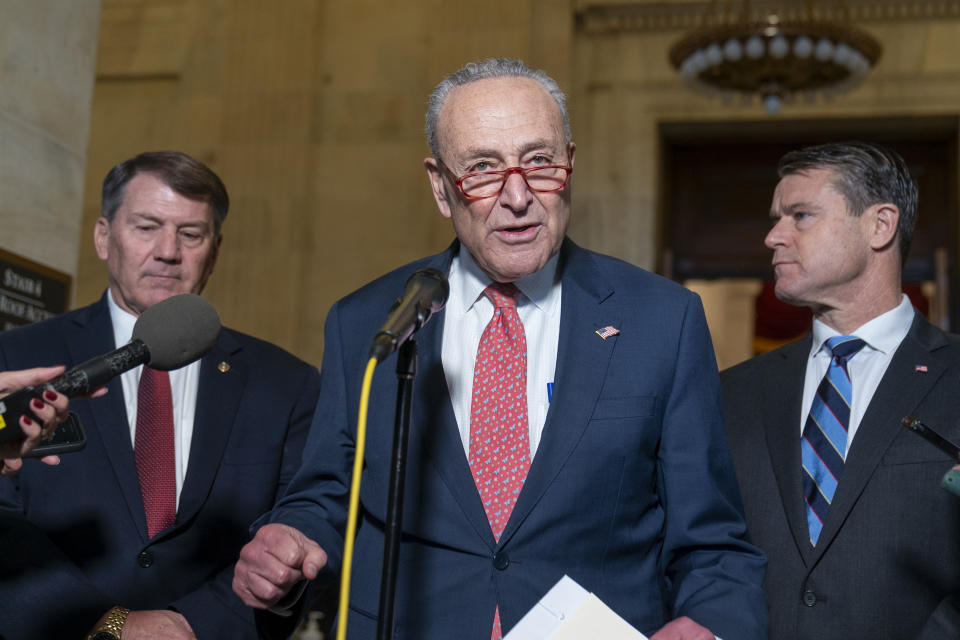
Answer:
[{"left": 376, "top": 339, "right": 417, "bottom": 640}]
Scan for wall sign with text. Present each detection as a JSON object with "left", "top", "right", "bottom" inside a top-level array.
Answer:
[{"left": 0, "top": 248, "right": 71, "bottom": 331}]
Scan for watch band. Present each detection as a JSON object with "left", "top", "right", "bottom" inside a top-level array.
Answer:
[{"left": 87, "top": 605, "right": 130, "bottom": 640}]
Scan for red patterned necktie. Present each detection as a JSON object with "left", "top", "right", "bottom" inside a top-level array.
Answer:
[
  {"left": 468, "top": 282, "right": 531, "bottom": 640},
  {"left": 135, "top": 366, "right": 176, "bottom": 538}
]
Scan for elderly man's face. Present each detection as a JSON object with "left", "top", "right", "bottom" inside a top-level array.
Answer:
[
  {"left": 425, "top": 76, "right": 574, "bottom": 283},
  {"left": 94, "top": 172, "right": 221, "bottom": 317}
]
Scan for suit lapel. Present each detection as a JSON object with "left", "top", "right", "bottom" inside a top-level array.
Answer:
[
  {"left": 762, "top": 336, "right": 817, "bottom": 564},
  {"left": 69, "top": 294, "right": 149, "bottom": 538},
  {"left": 404, "top": 248, "right": 500, "bottom": 547},
  {"left": 814, "top": 314, "right": 951, "bottom": 555},
  {"left": 66, "top": 296, "right": 248, "bottom": 541},
  {"left": 173, "top": 331, "right": 246, "bottom": 528},
  {"left": 500, "top": 242, "right": 616, "bottom": 545},
  {"left": 418, "top": 302, "right": 500, "bottom": 546}
]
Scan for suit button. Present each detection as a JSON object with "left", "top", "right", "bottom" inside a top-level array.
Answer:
[
  {"left": 493, "top": 552, "right": 509, "bottom": 570},
  {"left": 138, "top": 550, "right": 154, "bottom": 568},
  {"left": 802, "top": 590, "right": 817, "bottom": 607}
]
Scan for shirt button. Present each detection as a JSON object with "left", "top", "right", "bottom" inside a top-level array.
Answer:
[
  {"left": 493, "top": 551, "right": 509, "bottom": 570},
  {"left": 802, "top": 590, "right": 817, "bottom": 607},
  {"left": 137, "top": 550, "right": 154, "bottom": 568}
]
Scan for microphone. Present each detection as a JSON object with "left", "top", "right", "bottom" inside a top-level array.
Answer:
[
  {"left": 0, "top": 293, "right": 221, "bottom": 443},
  {"left": 369, "top": 268, "right": 449, "bottom": 363}
]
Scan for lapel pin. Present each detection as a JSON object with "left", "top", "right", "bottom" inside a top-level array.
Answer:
[
  {"left": 915, "top": 364, "right": 928, "bottom": 373},
  {"left": 218, "top": 361, "right": 231, "bottom": 373},
  {"left": 595, "top": 325, "right": 620, "bottom": 340}
]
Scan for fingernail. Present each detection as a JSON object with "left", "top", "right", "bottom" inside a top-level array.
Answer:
[
  {"left": 44, "top": 390, "right": 57, "bottom": 402},
  {"left": 31, "top": 398, "right": 44, "bottom": 410},
  {"left": 21, "top": 415, "right": 33, "bottom": 426}
]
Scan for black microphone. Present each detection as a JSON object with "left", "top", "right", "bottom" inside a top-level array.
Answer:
[
  {"left": 369, "top": 268, "right": 449, "bottom": 363},
  {"left": 0, "top": 293, "right": 221, "bottom": 443}
]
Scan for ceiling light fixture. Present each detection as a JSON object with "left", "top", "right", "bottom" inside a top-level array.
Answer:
[{"left": 669, "top": 0, "right": 882, "bottom": 114}]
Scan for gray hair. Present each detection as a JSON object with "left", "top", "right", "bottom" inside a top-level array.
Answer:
[
  {"left": 778, "top": 140, "right": 918, "bottom": 265},
  {"left": 425, "top": 58, "right": 571, "bottom": 159}
]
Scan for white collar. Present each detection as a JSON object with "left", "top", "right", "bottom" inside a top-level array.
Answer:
[
  {"left": 810, "top": 293, "right": 915, "bottom": 358},
  {"left": 451, "top": 246, "right": 561, "bottom": 317}
]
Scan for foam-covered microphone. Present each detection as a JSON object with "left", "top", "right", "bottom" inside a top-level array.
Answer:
[
  {"left": 0, "top": 293, "right": 220, "bottom": 443},
  {"left": 369, "top": 268, "right": 449, "bottom": 363}
]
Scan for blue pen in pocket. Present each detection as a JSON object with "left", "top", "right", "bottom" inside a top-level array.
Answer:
[{"left": 547, "top": 382, "right": 554, "bottom": 404}]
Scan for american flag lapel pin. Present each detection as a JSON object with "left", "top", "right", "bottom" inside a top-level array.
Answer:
[
  {"left": 595, "top": 325, "right": 620, "bottom": 340},
  {"left": 915, "top": 364, "right": 928, "bottom": 373}
]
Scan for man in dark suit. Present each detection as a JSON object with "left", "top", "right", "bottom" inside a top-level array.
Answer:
[
  {"left": 722, "top": 141, "right": 960, "bottom": 639},
  {"left": 0, "top": 151, "right": 320, "bottom": 639},
  {"left": 233, "top": 58, "right": 766, "bottom": 640}
]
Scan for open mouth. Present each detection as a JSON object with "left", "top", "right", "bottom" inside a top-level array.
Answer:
[{"left": 497, "top": 224, "right": 540, "bottom": 239}]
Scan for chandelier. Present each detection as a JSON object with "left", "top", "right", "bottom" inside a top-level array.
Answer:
[{"left": 668, "top": 1, "right": 882, "bottom": 114}]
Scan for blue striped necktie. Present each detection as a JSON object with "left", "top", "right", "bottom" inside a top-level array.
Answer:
[{"left": 802, "top": 335, "right": 866, "bottom": 546}]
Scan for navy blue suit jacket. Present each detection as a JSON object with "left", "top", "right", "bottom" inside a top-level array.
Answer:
[
  {"left": 722, "top": 313, "right": 960, "bottom": 639},
  {"left": 266, "top": 240, "right": 767, "bottom": 639},
  {"left": 0, "top": 293, "right": 320, "bottom": 639}
]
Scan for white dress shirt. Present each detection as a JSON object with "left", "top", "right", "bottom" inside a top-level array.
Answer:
[
  {"left": 441, "top": 248, "right": 561, "bottom": 459},
  {"left": 107, "top": 290, "right": 202, "bottom": 507},
  {"left": 801, "top": 294, "right": 915, "bottom": 451},
  {"left": 440, "top": 254, "right": 728, "bottom": 640}
]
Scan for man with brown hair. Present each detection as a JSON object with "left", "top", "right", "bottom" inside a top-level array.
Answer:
[
  {"left": 723, "top": 141, "right": 960, "bottom": 639},
  {"left": 0, "top": 151, "right": 320, "bottom": 639}
]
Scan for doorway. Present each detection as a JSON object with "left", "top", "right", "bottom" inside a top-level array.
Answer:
[{"left": 659, "top": 116, "right": 958, "bottom": 367}]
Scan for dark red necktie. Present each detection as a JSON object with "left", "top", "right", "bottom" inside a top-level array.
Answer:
[{"left": 135, "top": 366, "right": 176, "bottom": 538}]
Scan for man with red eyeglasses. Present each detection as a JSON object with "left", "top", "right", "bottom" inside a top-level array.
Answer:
[{"left": 234, "top": 58, "right": 766, "bottom": 640}]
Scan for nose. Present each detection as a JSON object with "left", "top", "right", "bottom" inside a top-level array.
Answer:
[
  {"left": 154, "top": 227, "right": 181, "bottom": 262},
  {"left": 498, "top": 168, "right": 533, "bottom": 213},
  {"left": 765, "top": 217, "right": 787, "bottom": 250}
]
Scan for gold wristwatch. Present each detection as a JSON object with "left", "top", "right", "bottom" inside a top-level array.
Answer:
[{"left": 87, "top": 606, "right": 130, "bottom": 640}]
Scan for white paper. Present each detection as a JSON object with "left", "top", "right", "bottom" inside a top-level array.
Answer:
[{"left": 504, "top": 575, "right": 648, "bottom": 640}]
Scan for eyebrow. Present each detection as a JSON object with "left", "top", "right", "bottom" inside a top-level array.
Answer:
[
  {"left": 458, "top": 148, "right": 502, "bottom": 165},
  {"left": 129, "top": 212, "right": 211, "bottom": 229},
  {"left": 458, "top": 138, "right": 561, "bottom": 166},
  {"left": 770, "top": 200, "right": 823, "bottom": 218},
  {"left": 518, "top": 138, "right": 559, "bottom": 156}
]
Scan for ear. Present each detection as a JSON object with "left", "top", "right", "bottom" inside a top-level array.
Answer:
[
  {"left": 867, "top": 203, "right": 899, "bottom": 252},
  {"left": 94, "top": 217, "right": 110, "bottom": 260},
  {"left": 567, "top": 142, "right": 576, "bottom": 169},
  {"left": 424, "top": 157, "right": 453, "bottom": 219}
]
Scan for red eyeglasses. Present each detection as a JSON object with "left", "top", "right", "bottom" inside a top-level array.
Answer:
[{"left": 440, "top": 162, "right": 573, "bottom": 200}]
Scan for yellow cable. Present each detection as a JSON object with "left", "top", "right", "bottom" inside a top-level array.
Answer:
[{"left": 336, "top": 356, "right": 378, "bottom": 640}]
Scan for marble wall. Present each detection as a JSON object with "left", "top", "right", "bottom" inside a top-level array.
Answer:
[{"left": 0, "top": 1, "right": 100, "bottom": 282}]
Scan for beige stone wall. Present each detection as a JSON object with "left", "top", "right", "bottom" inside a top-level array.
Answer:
[
  {"left": 79, "top": 0, "right": 574, "bottom": 365},
  {"left": 0, "top": 1, "right": 100, "bottom": 282},
  {"left": 79, "top": 1, "right": 960, "bottom": 365}
]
